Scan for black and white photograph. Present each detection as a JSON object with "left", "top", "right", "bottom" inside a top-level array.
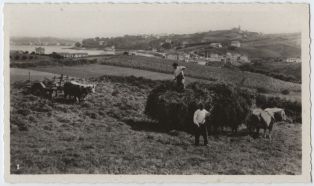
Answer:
[{"left": 4, "top": 3, "right": 311, "bottom": 183}]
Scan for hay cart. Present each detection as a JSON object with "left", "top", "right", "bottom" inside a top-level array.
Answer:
[{"left": 30, "top": 74, "right": 70, "bottom": 99}]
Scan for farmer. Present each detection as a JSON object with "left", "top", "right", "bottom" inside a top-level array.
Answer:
[
  {"left": 172, "top": 62, "right": 186, "bottom": 91},
  {"left": 193, "top": 103, "right": 210, "bottom": 146}
]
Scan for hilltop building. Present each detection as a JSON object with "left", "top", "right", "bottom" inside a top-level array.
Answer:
[{"left": 35, "top": 47, "right": 45, "bottom": 55}]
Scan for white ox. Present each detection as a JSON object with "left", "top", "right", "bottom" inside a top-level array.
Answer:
[
  {"left": 264, "top": 107, "right": 287, "bottom": 122},
  {"left": 246, "top": 107, "right": 287, "bottom": 140}
]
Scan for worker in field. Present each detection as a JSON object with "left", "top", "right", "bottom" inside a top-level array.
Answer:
[
  {"left": 172, "top": 62, "right": 186, "bottom": 91},
  {"left": 193, "top": 103, "right": 210, "bottom": 146}
]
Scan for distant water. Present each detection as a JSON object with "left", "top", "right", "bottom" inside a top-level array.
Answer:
[{"left": 11, "top": 45, "right": 112, "bottom": 55}]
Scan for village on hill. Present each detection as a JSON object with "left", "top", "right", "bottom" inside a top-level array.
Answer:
[{"left": 10, "top": 27, "right": 302, "bottom": 68}]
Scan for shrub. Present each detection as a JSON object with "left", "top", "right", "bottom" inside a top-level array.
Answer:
[
  {"left": 14, "top": 55, "right": 20, "bottom": 60},
  {"left": 256, "top": 87, "right": 270, "bottom": 94},
  {"left": 145, "top": 81, "right": 253, "bottom": 132},
  {"left": 281, "top": 89, "right": 290, "bottom": 95},
  {"left": 21, "top": 55, "right": 27, "bottom": 60}
]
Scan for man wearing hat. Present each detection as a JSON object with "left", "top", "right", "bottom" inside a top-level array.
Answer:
[{"left": 172, "top": 62, "right": 186, "bottom": 91}]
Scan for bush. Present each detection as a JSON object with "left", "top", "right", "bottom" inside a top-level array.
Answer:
[
  {"left": 281, "top": 89, "right": 290, "bottom": 95},
  {"left": 256, "top": 87, "right": 269, "bottom": 94},
  {"left": 14, "top": 55, "right": 20, "bottom": 60},
  {"left": 145, "top": 81, "right": 253, "bottom": 132},
  {"left": 21, "top": 55, "right": 28, "bottom": 60}
]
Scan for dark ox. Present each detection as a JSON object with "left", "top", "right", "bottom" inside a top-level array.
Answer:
[{"left": 63, "top": 81, "right": 96, "bottom": 102}]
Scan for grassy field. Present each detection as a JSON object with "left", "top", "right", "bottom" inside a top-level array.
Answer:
[
  {"left": 96, "top": 55, "right": 301, "bottom": 93},
  {"left": 239, "top": 62, "right": 301, "bottom": 83},
  {"left": 10, "top": 75, "right": 301, "bottom": 175},
  {"left": 10, "top": 68, "right": 58, "bottom": 82}
]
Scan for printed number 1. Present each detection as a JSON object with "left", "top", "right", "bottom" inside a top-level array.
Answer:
[{"left": 17, "top": 164, "right": 20, "bottom": 170}]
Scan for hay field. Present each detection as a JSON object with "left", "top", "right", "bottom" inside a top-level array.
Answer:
[
  {"left": 97, "top": 55, "right": 301, "bottom": 93},
  {"left": 10, "top": 76, "right": 301, "bottom": 175}
]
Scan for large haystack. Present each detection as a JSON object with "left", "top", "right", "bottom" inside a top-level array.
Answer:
[{"left": 145, "top": 81, "right": 253, "bottom": 133}]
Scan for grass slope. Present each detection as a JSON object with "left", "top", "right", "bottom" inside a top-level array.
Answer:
[
  {"left": 11, "top": 76, "right": 301, "bottom": 174},
  {"left": 97, "top": 55, "right": 301, "bottom": 93}
]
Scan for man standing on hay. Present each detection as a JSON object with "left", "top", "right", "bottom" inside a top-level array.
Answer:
[
  {"left": 172, "top": 62, "right": 186, "bottom": 91},
  {"left": 193, "top": 103, "right": 210, "bottom": 146}
]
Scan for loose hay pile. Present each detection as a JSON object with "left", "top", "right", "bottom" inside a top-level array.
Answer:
[{"left": 145, "top": 81, "right": 254, "bottom": 132}]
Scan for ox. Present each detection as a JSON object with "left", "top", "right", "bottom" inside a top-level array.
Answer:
[
  {"left": 63, "top": 81, "right": 96, "bottom": 102},
  {"left": 246, "top": 108, "right": 275, "bottom": 140},
  {"left": 246, "top": 107, "right": 287, "bottom": 140},
  {"left": 264, "top": 107, "right": 287, "bottom": 122}
]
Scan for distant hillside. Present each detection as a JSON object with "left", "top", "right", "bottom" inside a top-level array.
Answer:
[
  {"left": 176, "top": 30, "right": 301, "bottom": 58},
  {"left": 81, "top": 28, "right": 301, "bottom": 59},
  {"left": 10, "top": 37, "right": 78, "bottom": 46}
]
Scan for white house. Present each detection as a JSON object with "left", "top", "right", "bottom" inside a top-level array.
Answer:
[
  {"left": 207, "top": 53, "right": 225, "bottom": 62},
  {"left": 197, "top": 60, "right": 207, "bottom": 65},
  {"left": 165, "top": 39, "right": 172, "bottom": 43},
  {"left": 209, "top": 43, "right": 222, "bottom": 48},
  {"left": 230, "top": 41, "right": 241, "bottom": 48},
  {"left": 58, "top": 52, "right": 88, "bottom": 58},
  {"left": 238, "top": 55, "right": 250, "bottom": 63},
  {"left": 225, "top": 52, "right": 250, "bottom": 66},
  {"left": 99, "top": 41, "right": 106, "bottom": 46},
  {"left": 165, "top": 53, "right": 179, "bottom": 60},
  {"left": 286, "top": 58, "right": 301, "bottom": 63},
  {"left": 104, "top": 45, "right": 115, "bottom": 55}
]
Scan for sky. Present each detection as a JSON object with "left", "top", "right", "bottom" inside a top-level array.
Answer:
[{"left": 5, "top": 3, "right": 308, "bottom": 39}]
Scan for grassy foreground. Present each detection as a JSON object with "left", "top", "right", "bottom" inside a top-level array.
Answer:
[{"left": 10, "top": 76, "right": 301, "bottom": 174}]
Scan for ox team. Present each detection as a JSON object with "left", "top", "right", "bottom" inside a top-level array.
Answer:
[
  {"left": 171, "top": 63, "right": 288, "bottom": 146},
  {"left": 63, "top": 81, "right": 96, "bottom": 102}
]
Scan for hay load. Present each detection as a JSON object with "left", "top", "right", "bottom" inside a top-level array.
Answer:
[{"left": 145, "top": 81, "right": 253, "bottom": 133}]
